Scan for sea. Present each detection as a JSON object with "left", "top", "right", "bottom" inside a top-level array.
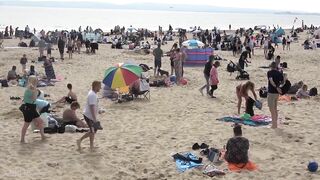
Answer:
[{"left": 0, "top": 5, "right": 320, "bottom": 32}]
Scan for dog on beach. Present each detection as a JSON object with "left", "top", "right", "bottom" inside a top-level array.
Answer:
[{"left": 158, "top": 69, "right": 169, "bottom": 77}]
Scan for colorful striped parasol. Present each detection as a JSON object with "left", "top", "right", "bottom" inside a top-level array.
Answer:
[{"left": 103, "top": 63, "right": 142, "bottom": 89}]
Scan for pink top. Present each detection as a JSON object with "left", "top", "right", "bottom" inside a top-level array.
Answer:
[{"left": 210, "top": 66, "right": 219, "bottom": 85}]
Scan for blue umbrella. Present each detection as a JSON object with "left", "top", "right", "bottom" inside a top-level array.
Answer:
[{"left": 182, "top": 39, "right": 204, "bottom": 48}]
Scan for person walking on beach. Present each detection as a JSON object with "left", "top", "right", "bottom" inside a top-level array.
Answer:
[
  {"left": 282, "top": 37, "right": 287, "bottom": 51},
  {"left": 152, "top": 43, "right": 163, "bottom": 76},
  {"left": 58, "top": 37, "right": 65, "bottom": 60},
  {"left": 209, "top": 61, "right": 220, "bottom": 98},
  {"left": 199, "top": 56, "right": 213, "bottom": 96},
  {"left": 77, "top": 81, "right": 102, "bottom": 151},
  {"left": 20, "top": 54, "right": 28, "bottom": 72},
  {"left": 20, "top": 76, "right": 47, "bottom": 143},
  {"left": 267, "top": 62, "right": 283, "bottom": 129}
]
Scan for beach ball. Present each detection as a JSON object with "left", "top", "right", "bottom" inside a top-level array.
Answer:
[{"left": 308, "top": 161, "right": 318, "bottom": 172}]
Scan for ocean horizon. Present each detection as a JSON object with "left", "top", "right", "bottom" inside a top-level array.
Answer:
[{"left": 0, "top": 5, "right": 319, "bottom": 32}]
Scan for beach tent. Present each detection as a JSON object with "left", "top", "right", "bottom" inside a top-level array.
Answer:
[
  {"left": 83, "top": 32, "right": 102, "bottom": 43},
  {"left": 275, "top": 28, "right": 285, "bottom": 37},
  {"left": 184, "top": 48, "right": 213, "bottom": 66},
  {"left": 314, "top": 29, "right": 320, "bottom": 37}
]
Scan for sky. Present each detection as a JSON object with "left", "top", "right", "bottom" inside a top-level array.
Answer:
[{"left": 12, "top": 0, "right": 320, "bottom": 13}]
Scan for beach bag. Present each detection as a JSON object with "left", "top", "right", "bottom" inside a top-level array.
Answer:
[
  {"left": 0, "top": 79, "right": 9, "bottom": 87},
  {"left": 309, "top": 87, "right": 318, "bottom": 96},
  {"left": 19, "top": 104, "right": 27, "bottom": 113},
  {"left": 259, "top": 87, "right": 268, "bottom": 98}
]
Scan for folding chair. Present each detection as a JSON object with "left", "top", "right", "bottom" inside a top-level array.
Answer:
[
  {"left": 136, "top": 79, "right": 150, "bottom": 100},
  {"left": 117, "top": 86, "right": 133, "bottom": 103}
]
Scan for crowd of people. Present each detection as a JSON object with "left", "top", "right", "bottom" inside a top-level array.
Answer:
[{"left": 0, "top": 23, "right": 318, "bottom": 174}]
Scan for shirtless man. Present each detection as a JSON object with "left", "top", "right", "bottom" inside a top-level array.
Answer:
[
  {"left": 56, "top": 83, "right": 77, "bottom": 104},
  {"left": 62, "top": 102, "right": 87, "bottom": 128}
]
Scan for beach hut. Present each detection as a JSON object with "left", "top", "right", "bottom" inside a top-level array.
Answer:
[{"left": 184, "top": 48, "right": 214, "bottom": 66}]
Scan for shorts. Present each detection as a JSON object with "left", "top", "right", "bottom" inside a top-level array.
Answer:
[
  {"left": 65, "top": 97, "right": 76, "bottom": 104},
  {"left": 170, "top": 59, "right": 174, "bottom": 67},
  {"left": 39, "top": 104, "right": 50, "bottom": 114},
  {"left": 59, "top": 48, "right": 64, "bottom": 54},
  {"left": 84, "top": 115, "right": 97, "bottom": 133},
  {"left": 22, "top": 103, "right": 40, "bottom": 123},
  {"left": 154, "top": 60, "right": 161, "bottom": 69},
  {"left": 267, "top": 93, "right": 279, "bottom": 108}
]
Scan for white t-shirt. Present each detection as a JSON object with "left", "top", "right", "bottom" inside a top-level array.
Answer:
[{"left": 83, "top": 90, "right": 98, "bottom": 120}]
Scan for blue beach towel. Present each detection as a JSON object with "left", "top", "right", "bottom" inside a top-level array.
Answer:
[{"left": 174, "top": 152, "right": 203, "bottom": 172}]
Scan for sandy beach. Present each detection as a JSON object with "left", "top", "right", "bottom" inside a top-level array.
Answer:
[{"left": 1, "top": 30, "right": 320, "bottom": 180}]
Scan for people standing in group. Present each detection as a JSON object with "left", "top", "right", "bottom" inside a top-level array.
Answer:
[
  {"left": 209, "top": 61, "right": 220, "bottom": 98},
  {"left": 9, "top": 25, "right": 14, "bottom": 37},
  {"left": 199, "top": 56, "right": 213, "bottom": 96},
  {"left": 47, "top": 42, "right": 52, "bottom": 58},
  {"left": 267, "top": 62, "right": 284, "bottom": 129},
  {"left": 38, "top": 37, "right": 46, "bottom": 58},
  {"left": 67, "top": 38, "right": 73, "bottom": 59},
  {"left": 286, "top": 36, "right": 291, "bottom": 50},
  {"left": 173, "top": 48, "right": 183, "bottom": 84},
  {"left": 58, "top": 37, "right": 65, "bottom": 60},
  {"left": 282, "top": 37, "right": 287, "bottom": 51},
  {"left": 170, "top": 43, "right": 178, "bottom": 75},
  {"left": 236, "top": 81, "right": 258, "bottom": 116},
  {"left": 20, "top": 75, "right": 47, "bottom": 143},
  {"left": 152, "top": 43, "right": 163, "bottom": 77},
  {"left": 77, "top": 81, "right": 102, "bottom": 151}
]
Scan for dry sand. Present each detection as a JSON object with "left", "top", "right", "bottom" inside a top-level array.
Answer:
[{"left": 0, "top": 31, "right": 320, "bottom": 180}]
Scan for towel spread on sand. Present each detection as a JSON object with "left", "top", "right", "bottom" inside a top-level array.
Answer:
[
  {"left": 173, "top": 152, "right": 203, "bottom": 172},
  {"left": 217, "top": 115, "right": 271, "bottom": 126}
]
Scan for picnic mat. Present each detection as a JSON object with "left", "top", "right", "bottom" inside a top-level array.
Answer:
[{"left": 217, "top": 115, "right": 271, "bottom": 126}]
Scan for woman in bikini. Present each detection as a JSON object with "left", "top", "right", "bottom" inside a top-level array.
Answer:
[{"left": 236, "top": 81, "right": 257, "bottom": 115}]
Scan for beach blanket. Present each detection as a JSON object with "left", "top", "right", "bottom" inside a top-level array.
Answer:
[
  {"left": 173, "top": 152, "right": 203, "bottom": 172},
  {"left": 217, "top": 115, "right": 271, "bottom": 126}
]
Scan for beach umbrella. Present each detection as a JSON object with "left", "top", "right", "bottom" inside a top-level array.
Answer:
[
  {"left": 182, "top": 39, "right": 204, "bottom": 48},
  {"left": 103, "top": 63, "right": 142, "bottom": 89}
]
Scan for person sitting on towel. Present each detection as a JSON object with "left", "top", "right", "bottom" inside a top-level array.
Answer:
[
  {"left": 224, "top": 124, "right": 257, "bottom": 172},
  {"left": 56, "top": 83, "right": 77, "bottom": 104},
  {"left": 62, "top": 102, "right": 87, "bottom": 128},
  {"left": 296, "top": 84, "right": 310, "bottom": 99}
]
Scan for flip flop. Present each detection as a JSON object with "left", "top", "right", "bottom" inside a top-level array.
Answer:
[
  {"left": 192, "top": 143, "right": 200, "bottom": 150},
  {"left": 200, "top": 143, "right": 209, "bottom": 149}
]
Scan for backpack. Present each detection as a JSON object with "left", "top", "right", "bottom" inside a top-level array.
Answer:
[
  {"left": 309, "top": 87, "right": 318, "bottom": 96},
  {"left": 0, "top": 79, "right": 9, "bottom": 87},
  {"left": 259, "top": 87, "right": 268, "bottom": 98}
]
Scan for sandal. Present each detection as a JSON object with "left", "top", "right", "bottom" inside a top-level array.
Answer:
[{"left": 192, "top": 143, "right": 200, "bottom": 150}]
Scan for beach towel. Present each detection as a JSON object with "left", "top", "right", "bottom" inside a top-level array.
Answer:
[
  {"left": 173, "top": 152, "right": 203, "bottom": 172},
  {"left": 217, "top": 115, "right": 271, "bottom": 126},
  {"left": 228, "top": 161, "right": 257, "bottom": 172}
]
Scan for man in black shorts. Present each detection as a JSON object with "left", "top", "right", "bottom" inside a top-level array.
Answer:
[
  {"left": 152, "top": 43, "right": 163, "bottom": 76},
  {"left": 267, "top": 62, "right": 283, "bottom": 129}
]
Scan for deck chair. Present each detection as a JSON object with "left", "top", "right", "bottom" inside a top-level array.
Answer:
[{"left": 134, "top": 79, "right": 150, "bottom": 100}]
